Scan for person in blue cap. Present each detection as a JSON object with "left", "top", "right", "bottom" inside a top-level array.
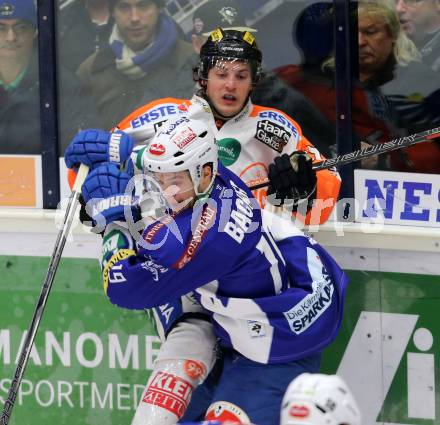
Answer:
[
  {"left": 0, "top": 0, "right": 37, "bottom": 85},
  {"left": 0, "top": 0, "right": 97, "bottom": 154},
  {"left": 0, "top": 0, "right": 40, "bottom": 153}
]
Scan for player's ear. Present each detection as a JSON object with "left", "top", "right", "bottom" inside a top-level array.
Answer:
[
  {"left": 198, "top": 163, "right": 213, "bottom": 192},
  {"left": 202, "top": 163, "right": 213, "bottom": 178}
]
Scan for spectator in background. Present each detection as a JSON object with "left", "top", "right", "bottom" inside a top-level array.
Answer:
[
  {"left": 0, "top": 0, "right": 40, "bottom": 154},
  {"left": 57, "top": 0, "right": 113, "bottom": 73},
  {"left": 395, "top": 0, "right": 440, "bottom": 71},
  {"left": 277, "top": 0, "right": 440, "bottom": 173},
  {"left": 0, "top": 0, "right": 94, "bottom": 154},
  {"left": 350, "top": 0, "right": 440, "bottom": 172},
  {"left": 77, "top": 0, "right": 197, "bottom": 130},
  {"left": 190, "top": 0, "right": 256, "bottom": 54}
]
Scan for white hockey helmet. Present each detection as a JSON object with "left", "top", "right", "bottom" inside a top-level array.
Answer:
[
  {"left": 142, "top": 117, "right": 218, "bottom": 198},
  {"left": 280, "top": 373, "right": 361, "bottom": 425}
]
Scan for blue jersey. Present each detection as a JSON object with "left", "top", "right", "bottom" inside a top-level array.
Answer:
[
  {"left": 101, "top": 164, "right": 348, "bottom": 364},
  {"left": 179, "top": 423, "right": 224, "bottom": 425}
]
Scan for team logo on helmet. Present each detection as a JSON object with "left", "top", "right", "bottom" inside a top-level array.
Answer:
[
  {"left": 149, "top": 143, "right": 166, "bottom": 156},
  {"left": 0, "top": 3, "right": 14, "bottom": 16},
  {"left": 210, "top": 28, "right": 223, "bottom": 42},
  {"left": 289, "top": 404, "right": 310, "bottom": 418},
  {"left": 219, "top": 6, "right": 238, "bottom": 25},
  {"left": 243, "top": 31, "right": 255, "bottom": 45}
]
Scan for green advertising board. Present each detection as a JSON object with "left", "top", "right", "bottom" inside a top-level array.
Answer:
[
  {"left": 0, "top": 256, "right": 160, "bottom": 424},
  {"left": 1, "top": 256, "right": 439, "bottom": 424}
]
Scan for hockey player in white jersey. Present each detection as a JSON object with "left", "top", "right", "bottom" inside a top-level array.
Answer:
[{"left": 74, "top": 117, "right": 348, "bottom": 425}]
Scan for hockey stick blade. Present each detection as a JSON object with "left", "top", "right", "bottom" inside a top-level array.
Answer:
[
  {"left": 249, "top": 127, "right": 440, "bottom": 191},
  {"left": 0, "top": 164, "right": 89, "bottom": 425}
]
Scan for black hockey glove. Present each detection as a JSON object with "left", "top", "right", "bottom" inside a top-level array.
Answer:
[
  {"left": 78, "top": 194, "right": 108, "bottom": 235},
  {"left": 267, "top": 151, "right": 317, "bottom": 211},
  {"left": 78, "top": 194, "right": 94, "bottom": 228}
]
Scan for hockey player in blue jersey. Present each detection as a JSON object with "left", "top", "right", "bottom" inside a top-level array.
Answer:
[
  {"left": 77, "top": 117, "right": 348, "bottom": 425},
  {"left": 64, "top": 28, "right": 342, "bottom": 425}
]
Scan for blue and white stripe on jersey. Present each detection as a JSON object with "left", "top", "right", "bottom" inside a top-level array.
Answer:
[{"left": 103, "top": 163, "right": 348, "bottom": 364}]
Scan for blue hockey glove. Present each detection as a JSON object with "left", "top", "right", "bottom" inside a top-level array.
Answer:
[
  {"left": 82, "top": 163, "right": 140, "bottom": 226},
  {"left": 64, "top": 129, "right": 134, "bottom": 169}
]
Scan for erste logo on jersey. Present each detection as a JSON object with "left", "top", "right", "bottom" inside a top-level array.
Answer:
[
  {"left": 131, "top": 104, "right": 180, "bottom": 129},
  {"left": 255, "top": 119, "right": 290, "bottom": 152},
  {"left": 149, "top": 143, "right": 166, "bottom": 156}
]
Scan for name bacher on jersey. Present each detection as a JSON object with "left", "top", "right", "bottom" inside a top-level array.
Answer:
[{"left": 102, "top": 162, "right": 347, "bottom": 364}]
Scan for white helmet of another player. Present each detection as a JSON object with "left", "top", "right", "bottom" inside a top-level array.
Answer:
[
  {"left": 280, "top": 373, "right": 361, "bottom": 425},
  {"left": 142, "top": 117, "right": 218, "bottom": 211}
]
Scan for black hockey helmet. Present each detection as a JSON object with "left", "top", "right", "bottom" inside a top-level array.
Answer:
[{"left": 194, "top": 28, "right": 263, "bottom": 84}]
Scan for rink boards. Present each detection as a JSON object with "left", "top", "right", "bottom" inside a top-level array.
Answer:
[{"left": 0, "top": 212, "right": 439, "bottom": 425}]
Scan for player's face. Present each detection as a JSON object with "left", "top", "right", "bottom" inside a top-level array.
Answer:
[
  {"left": 206, "top": 60, "right": 253, "bottom": 118},
  {"left": 153, "top": 170, "right": 196, "bottom": 212},
  {"left": 0, "top": 19, "right": 36, "bottom": 61},
  {"left": 113, "top": 0, "right": 160, "bottom": 51},
  {"left": 358, "top": 14, "right": 395, "bottom": 80},
  {"left": 395, "top": 0, "right": 438, "bottom": 38}
]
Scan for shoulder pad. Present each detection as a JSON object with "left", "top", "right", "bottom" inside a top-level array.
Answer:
[{"left": 116, "top": 98, "right": 191, "bottom": 143}]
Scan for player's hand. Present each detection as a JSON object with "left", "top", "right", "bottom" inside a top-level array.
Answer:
[
  {"left": 267, "top": 151, "right": 317, "bottom": 209},
  {"left": 81, "top": 163, "right": 139, "bottom": 226},
  {"left": 64, "top": 129, "right": 134, "bottom": 169}
]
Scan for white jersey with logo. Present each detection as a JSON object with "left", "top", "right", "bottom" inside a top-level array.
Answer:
[{"left": 116, "top": 93, "right": 340, "bottom": 224}]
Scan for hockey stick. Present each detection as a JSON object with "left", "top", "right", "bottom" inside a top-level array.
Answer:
[
  {"left": 0, "top": 164, "right": 89, "bottom": 425},
  {"left": 249, "top": 126, "right": 440, "bottom": 191}
]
